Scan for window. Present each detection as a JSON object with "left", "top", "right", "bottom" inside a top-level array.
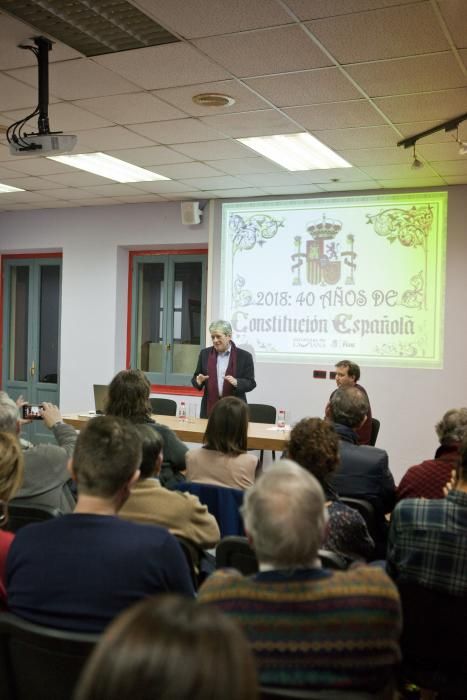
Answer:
[{"left": 129, "top": 252, "right": 207, "bottom": 387}]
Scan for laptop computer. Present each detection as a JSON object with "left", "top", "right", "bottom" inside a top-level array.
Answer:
[{"left": 93, "top": 384, "right": 109, "bottom": 414}]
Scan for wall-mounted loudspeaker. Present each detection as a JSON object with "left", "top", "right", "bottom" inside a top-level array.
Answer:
[{"left": 181, "top": 201, "right": 202, "bottom": 225}]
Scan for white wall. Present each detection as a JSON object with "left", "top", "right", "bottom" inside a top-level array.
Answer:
[{"left": 1, "top": 187, "right": 466, "bottom": 483}]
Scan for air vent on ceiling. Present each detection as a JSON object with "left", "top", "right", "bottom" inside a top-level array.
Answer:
[
  {"left": 192, "top": 93, "right": 236, "bottom": 108},
  {"left": 0, "top": 0, "right": 180, "bottom": 57}
]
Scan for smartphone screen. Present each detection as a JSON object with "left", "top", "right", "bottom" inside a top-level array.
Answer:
[{"left": 22, "top": 404, "right": 43, "bottom": 420}]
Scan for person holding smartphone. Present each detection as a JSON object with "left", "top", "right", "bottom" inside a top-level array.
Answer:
[{"left": 0, "top": 393, "right": 77, "bottom": 513}]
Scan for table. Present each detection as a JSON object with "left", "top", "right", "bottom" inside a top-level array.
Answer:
[{"left": 63, "top": 414, "right": 289, "bottom": 452}]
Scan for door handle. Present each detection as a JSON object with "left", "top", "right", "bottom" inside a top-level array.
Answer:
[
  {"left": 166, "top": 343, "right": 171, "bottom": 351},
  {"left": 30, "top": 360, "right": 36, "bottom": 377}
]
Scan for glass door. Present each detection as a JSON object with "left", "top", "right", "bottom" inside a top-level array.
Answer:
[{"left": 2, "top": 257, "right": 61, "bottom": 443}]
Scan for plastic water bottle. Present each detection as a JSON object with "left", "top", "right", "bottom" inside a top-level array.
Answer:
[
  {"left": 178, "top": 400, "right": 187, "bottom": 422},
  {"left": 277, "top": 409, "right": 286, "bottom": 429}
]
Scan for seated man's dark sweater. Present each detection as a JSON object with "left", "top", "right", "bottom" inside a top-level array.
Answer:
[{"left": 6, "top": 415, "right": 194, "bottom": 632}]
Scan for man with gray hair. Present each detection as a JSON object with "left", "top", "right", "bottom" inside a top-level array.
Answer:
[
  {"left": 397, "top": 407, "right": 467, "bottom": 501},
  {"left": 0, "top": 393, "right": 76, "bottom": 512},
  {"left": 191, "top": 319, "right": 256, "bottom": 418},
  {"left": 199, "top": 460, "right": 401, "bottom": 692},
  {"left": 326, "top": 385, "right": 395, "bottom": 556}
]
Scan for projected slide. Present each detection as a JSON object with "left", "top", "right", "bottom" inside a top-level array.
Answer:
[{"left": 220, "top": 193, "right": 447, "bottom": 368}]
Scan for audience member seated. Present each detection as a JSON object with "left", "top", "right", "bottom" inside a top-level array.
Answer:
[
  {"left": 105, "top": 369, "right": 187, "bottom": 488},
  {"left": 186, "top": 397, "right": 257, "bottom": 489},
  {"left": 287, "top": 417, "right": 375, "bottom": 561},
  {"left": 326, "top": 386, "right": 395, "bottom": 557},
  {"left": 0, "top": 432, "right": 24, "bottom": 608},
  {"left": 75, "top": 595, "right": 257, "bottom": 700},
  {"left": 396, "top": 407, "right": 467, "bottom": 502},
  {"left": 0, "top": 392, "right": 76, "bottom": 512},
  {"left": 199, "top": 460, "right": 401, "bottom": 692},
  {"left": 328, "top": 359, "right": 373, "bottom": 445},
  {"left": 119, "top": 425, "right": 220, "bottom": 548},
  {"left": 7, "top": 416, "right": 194, "bottom": 632},
  {"left": 387, "top": 432, "right": 467, "bottom": 596}
]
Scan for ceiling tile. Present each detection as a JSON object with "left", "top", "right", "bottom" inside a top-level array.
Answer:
[
  {"left": 170, "top": 140, "right": 251, "bottom": 160},
  {"left": 200, "top": 109, "right": 299, "bottom": 137},
  {"left": 43, "top": 172, "right": 114, "bottom": 187},
  {"left": 319, "top": 180, "right": 380, "bottom": 191},
  {"left": 239, "top": 173, "right": 311, "bottom": 187},
  {"left": 286, "top": 0, "right": 420, "bottom": 20},
  {"left": 134, "top": 0, "right": 293, "bottom": 38},
  {"left": 358, "top": 163, "right": 441, "bottom": 180},
  {"left": 0, "top": 73, "right": 42, "bottom": 110},
  {"left": 0, "top": 157, "right": 72, "bottom": 175},
  {"left": 376, "top": 177, "right": 446, "bottom": 188},
  {"left": 81, "top": 184, "right": 149, "bottom": 196},
  {"left": 73, "top": 126, "right": 155, "bottom": 150},
  {"left": 130, "top": 180, "right": 196, "bottom": 193},
  {"left": 284, "top": 101, "right": 385, "bottom": 130},
  {"left": 417, "top": 141, "right": 466, "bottom": 161},
  {"left": 73, "top": 93, "right": 186, "bottom": 124},
  {"left": 430, "top": 160, "right": 467, "bottom": 176},
  {"left": 338, "top": 147, "right": 412, "bottom": 166},
  {"left": 262, "top": 184, "right": 323, "bottom": 194},
  {"left": 437, "top": 0, "right": 467, "bottom": 49},
  {"left": 152, "top": 80, "right": 270, "bottom": 116},
  {"left": 39, "top": 187, "right": 103, "bottom": 200},
  {"left": 314, "top": 125, "right": 399, "bottom": 149},
  {"left": 0, "top": 175, "right": 63, "bottom": 190},
  {"left": 7, "top": 59, "right": 140, "bottom": 100},
  {"left": 194, "top": 26, "right": 331, "bottom": 78},
  {"left": 204, "top": 157, "right": 283, "bottom": 175},
  {"left": 374, "top": 88, "right": 467, "bottom": 124},
  {"left": 94, "top": 43, "right": 229, "bottom": 90},
  {"left": 306, "top": 3, "right": 449, "bottom": 62},
  {"left": 396, "top": 121, "right": 461, "bottom": 144},
  {"left": 151, "top": 162, "right": 223, "bottom": 178},
  {"left": 245, "top": 68, "right": 361, "bottom": 107},
  {"left": 105, "top": 146, "right": 189, "bottom": 165},
  {"left": 443, "top": 175, "right": 467, "bottom": 184},
  {"left": 111, "top": 194, "right": 165, "bottom": 203},
  {"left": 294, "top": 167, "right": 373, "bottom": 184},
  {"left": 0, "top": 164, "right": 28, "bottom": 178},
  {"left": 180, "top": 175, "right": 249, "bottom": 189},
  {"left": 128, "top": 118, "right": 226, "bottom": 143},
  {"left": 211, "top": 188, "right": 268, "bottom": 198},
  {"left": 2, "top": 102, "right": 113, "bottom": 131},
  {"left": 346, "top": 53, "right": 467, "bottom": 98}
]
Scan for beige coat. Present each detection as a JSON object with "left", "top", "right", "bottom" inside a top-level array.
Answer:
[
  {"left": 119, "top": 479, "right": 220, "bottom": 548},
  {"left": 186, "top": 448, "right": 258, "bottom": 490}
]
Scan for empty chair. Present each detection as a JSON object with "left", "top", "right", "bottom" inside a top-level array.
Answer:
[
  {"left": 216, "top": 536, "right": 258, "bottom": 575},
  {"left": 149, "top": 398, "right": 177, "bottom": 417},
  {"left": 4, "top": 503, "right": 63, "bottom": 534},
  {"left": 369, "top": 418, "right": 380, "bottom": 446},
  {"left": 248, "top": 403, "right": 277, "bottom": 466},
  {"left": 338, "top": 497, "right": 377, "bottom": 543},
  {"left": 0, "top": 612, "right": 99, "bottom": 700},
  {"left": 174, "top": 482, "right": 244, "bottom": 537}
]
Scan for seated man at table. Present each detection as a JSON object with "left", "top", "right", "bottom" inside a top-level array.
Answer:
[
  {"left": 119, "top": 424, "right": 220, "bottom": 549},
  {"left": 198, "top": 460, "right": 401, "bottom": 692},
  {"left": 7, "top": 416, "right": 195, "bottom": 632}
]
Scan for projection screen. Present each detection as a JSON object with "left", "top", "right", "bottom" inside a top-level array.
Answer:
[{"left": 219, "top": 192, "right": 447, "bottom": 369}]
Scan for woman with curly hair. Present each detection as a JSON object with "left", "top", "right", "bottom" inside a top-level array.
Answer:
[
  {"left": 106, "top": 369, "right": 187, "bottom": 488},
  {"left": 0, "top": 432, "right": 24, "bottom": 606},
  {"left": 287, "top": 417, "right": 374, "bottom": 561}
]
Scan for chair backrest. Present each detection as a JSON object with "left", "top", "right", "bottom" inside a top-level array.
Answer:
[
  {"left": 150, "top": 397, "right": 178, "bottom": 416},
  {"left": 317, "top": 549, "right": 348, "bottom": 570},
  {"left": 4, "top": 503, "right": 63, "bottom": 534},
  {"left": 174, "top": 482, "right": 244, "bottom": 537},
  {"left": 175, "top": 536, "right": 203, "bottom": 590},
  {"left": 261, "top": 685, "right": 394, "bottom": 699},
  {"left": 216, "top": 536, "right": 258, "bottom": 575},
  {"left": 398, "top": 581, "right": 467, "bottom": 696},
  {"left": 248, "top": 404, "right": 277, "bottom": 425},
  {"left": 369, "top": 418, "right": 380, "bottom": 446},
  {"left": 0, "top": 612, "right": 99, "bottom": 700},
  {"left": 338, "top": 497, "right": 377, "bottom": 541}
]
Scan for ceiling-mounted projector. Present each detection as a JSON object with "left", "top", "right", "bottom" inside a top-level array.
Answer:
[
  {"left": 7, "top": 36, "right": 77, "bottom": 158},
  {"left": 9, "top": 132, "right": 77, "bottom": 156}
]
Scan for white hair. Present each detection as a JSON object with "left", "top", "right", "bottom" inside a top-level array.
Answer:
[{"left": 242, "top": 459, "right": 327, "bottom": 569}]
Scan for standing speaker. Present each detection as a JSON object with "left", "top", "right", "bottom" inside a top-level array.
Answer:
[{"left": 181, "top": 201, "right": 202, "bottom": 225}]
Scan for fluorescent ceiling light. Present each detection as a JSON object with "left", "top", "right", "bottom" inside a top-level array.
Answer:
[
  {"left": 0, "top": 183, "right": 25, "bottom": 193},
  {"left": 47, "top": 152, "right": 170, "bottom": 183},
  {"left": 237, "top": 132, "right": 352, "bottom": 171}
]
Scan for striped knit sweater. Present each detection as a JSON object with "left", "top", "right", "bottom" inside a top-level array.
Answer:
[{"left": 198, "top": 565, "right": 401, "bottom": 690}]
